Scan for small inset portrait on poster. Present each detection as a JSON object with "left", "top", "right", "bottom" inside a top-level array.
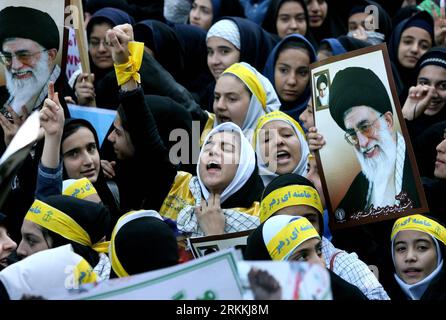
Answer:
[{"left": 313, "top": 70, "right": 330, "bottom": 111}]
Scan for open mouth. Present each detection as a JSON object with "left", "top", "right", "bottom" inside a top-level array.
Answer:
[
  {"left": 362, "top": 145, "right": 379, "bottom": 158},
  {"left": 276, "top": 150, "right": 291, "bottom": 163},
  {"left": 403, "top": 268, "right": 422, "bottom": 276},
  {"left": 13, "top": 70, "right": 33, "bottom": 79},
  {"left": 218, "top": 116, "right": 232, "bottom": 123},
  {"left": 206, "top": 162, "right": 222, "bottom": 173}
]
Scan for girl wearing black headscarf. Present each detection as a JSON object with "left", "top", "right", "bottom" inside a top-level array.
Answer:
[
  {"left": 263, "top": 34, "right": 317, "bottom": 120},
  {"left": 17, "top": 195, "right": 111, "bottom": 281},
  {"left": 389, "top": 11, "right": 434, "bottom": 102},
  {"left": 188, "top": 0, "right": 245, "bottom": 31},
  {"left": 262, "top": 0, "right": 315, "bottom": 45},
  {"left": 133, "top": 20, "right": 186, "bottom": 86},
  {"left": 69, "top": 7, "right": 135, "bottom": 107},
  {"left": 402, "top": 47, "right": 446, "bottom": 142}
]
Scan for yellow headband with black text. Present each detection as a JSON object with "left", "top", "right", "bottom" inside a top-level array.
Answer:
[
  {"left": 253, "top": 110, "right": 306, "bottom": 147},
  {"left": 25, "top": 199, "right": 108, "bottom": 253},
  {"left": 63, "top": 178, "right": 98, "bottom": 200},
  {"left": 260, "top": 185, "right": 323, "bottom": 223},
  {"left": 222, "top": 63, "right": 267, "bottom": 110},
  {"left": 267, "top": 217, "right": 320, "bottom": 260},
  {"left": 391, "top": 214, "right": 446, "bottom": 245}
]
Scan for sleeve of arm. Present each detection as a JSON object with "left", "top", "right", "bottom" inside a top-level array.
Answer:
[
  {"left": 35, "top": 161, "right": 63, "bottom": 200},
  {"left": 139, "top": 52, "right": 208, "bottom": 124},
  {"left": 119, "top": 87, "right": 177, "bottom": 206},
  {"left": 333, "top": 252, "right": 390, "bottom": 300}
]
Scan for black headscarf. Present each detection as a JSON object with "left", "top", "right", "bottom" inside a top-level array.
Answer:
[
  {"left": 389, "top": 11, "right": 434, "bottom": 102},
  {"left": 40, "top": 195, "right": 111, "bottom": 267},
  {"left": 113, "top": 216, "right": 179, "bottom": 276},
  {"left": 348, "top": 1, "right": 392, "bottom": 42},
  {"left": 244, "top": 222, "right": 271, "bottom": 260},
  {"left": 414, "top": 121, "right": 446, "bottom": 179},
  {"left": 307, "top": 0, "right": 349, "bottom": 48},
  {"left": 405, "top": 47, "right": 446, "bottom": 143},
  {"left": 85, "top": 7, "right": 136, "bottom": 86},
  {"left": 222, "top": 16, "right": 278, "bottom": 72},
  {"left": 262, "top": 0, "right": 316, "bottom": 46},
  {"left": 134, "top": 20, "right": 186, "bottom": 85},
  {"left": 62, "top": 118, "right": 121, "bottom": 234},
  {"left": 172, "top": 23, "right": 214, "bottom": 104}
]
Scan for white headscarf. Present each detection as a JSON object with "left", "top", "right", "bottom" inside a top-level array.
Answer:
[
  {"left": 391, "top": 233, "right": 444, "bottom": 300},
  {"left": 254, "top": 111, "right": 310, "bottom": 186},
  {"left": 216, "top": 62, "right": 281, "bottom": 141},
  {"left": 206, "top": 19, "right": 241, "bottom": 50},
  {"left": 0, "top": 244, "right": 96, "bottom": 300},
  {"left": 197, "top": 122, "right": 256, "bottom": 203}
]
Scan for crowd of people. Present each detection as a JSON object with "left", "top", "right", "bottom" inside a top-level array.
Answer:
[{"left": 0, "top": 0, "right": 445, "bottom": 300}]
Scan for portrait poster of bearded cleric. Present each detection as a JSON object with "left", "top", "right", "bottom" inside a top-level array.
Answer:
[
  {"left": 310, "top": 44, "right": 428, "bottom": 230},
  {"left": 0, "top": 0, "right": 69, "bottom": 120}
]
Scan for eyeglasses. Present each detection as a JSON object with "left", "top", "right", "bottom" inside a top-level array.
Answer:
[
  {"left": 344, "top": 113, "right": 384, "bottom": 145},
  {"left": 0, "top": 50, "right": 47, "bottom": 67},
  {"left": 89, "top": 39, "right": 111, "bottom": 49}
]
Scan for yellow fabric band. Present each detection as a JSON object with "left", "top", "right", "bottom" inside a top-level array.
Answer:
[
  {"left": 74, "top": 258, "right": 98, "bottom": 285},
  {"left": 223, "top": 63, "right": 267, "bottom": 110},
  {"left": 253, "top": 110, "right": 306, "bottom": 147},
  {"left": 109, "top": 211, "right": 137, "bottom": 277},
  {"left": 63, "top": 178, "right": 97, "bottom": 200},
  {"left": 25, "top": 199, "right": 108, "bottom": 253},
  {"left": 260, "top": 185, "right": 323, "bottom": 223},
  {"left": 267, "top": 218, "right": 319, "bottom": 260},
  {"left": 391, "top": 214, "right": 446, "bottom": 246},
  {"left": 114, "top": 41, "right": 144, "bottom": 86}
]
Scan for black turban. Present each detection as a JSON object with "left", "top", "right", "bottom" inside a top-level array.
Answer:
[
  {"left": 328, "top": 67, "right": 392, "bottom": 131},
  {"left": 0, "top": 6, "right": 60, "bottom": 50},
  {"left": 316, "top": 74, "right": 328, "bottom": 89}
]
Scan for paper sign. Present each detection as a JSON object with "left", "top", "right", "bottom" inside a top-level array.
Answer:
[
  {"left": 67, "top": 104, "right": 116, "bottom": 146},
  {"left": 238, "top": 261, "right": 332, "bottom": 300},
  {"left": 54, "top": 248, "right": 244, "bottom": 300},
  {"left": 188, "top": 230, "right": 253, "bottom": 258}
]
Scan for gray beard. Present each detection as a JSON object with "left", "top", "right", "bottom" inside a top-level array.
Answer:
[
  {"left": 5, "top": 52, "right": 50, "bottom": 115},
  {"left": 354, "top": 119, "right": 397, "bottom": 186}
]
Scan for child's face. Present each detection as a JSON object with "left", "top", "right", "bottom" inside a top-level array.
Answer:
[{"left": 393, "top": 230, "right": 438, "bottom": 285}]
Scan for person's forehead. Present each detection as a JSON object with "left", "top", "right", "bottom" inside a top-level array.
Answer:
[
  {"left": 344, "top": 105, "right": 376, "bottom": 125},
  {"left": 395, "top": 230, "right": 433, "bottom": 243},
  {"left": 418, "top": 65, "right": 446, "bottom": 82},
  {"left": 2, "top": 37, "right": 40, "bottom": 52},
  {"left": 21, "top": 219, "right": 42, "bottom": 235},
  {"left": 210, "top": 131, "right": 240, "bottom": 144}
]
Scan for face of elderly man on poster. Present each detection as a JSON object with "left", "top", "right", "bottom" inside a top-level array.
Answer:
[
  {"left": 328, "top": 66, "right": 420, "bottom": 221},
  {"left": 0, "top": 6, "right": 60, "bottom": 117}
]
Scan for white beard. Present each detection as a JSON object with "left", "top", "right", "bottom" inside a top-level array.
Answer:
[
  {"left": 5, "top": 51, "right": 50, "bottom": 115},
  {"left": 354, "top": 119, "right": 397, "bottom": 206}
]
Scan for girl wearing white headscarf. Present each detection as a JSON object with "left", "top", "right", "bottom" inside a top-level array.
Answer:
[
  {"left": 253, "top": 110, "right": 310, "bottom": 186},
  {"left": 201, "top": 62, "right": 281, "bottom": 144},
  {"left": 174, "top": 122, "right": 264, "bottom": 237}
]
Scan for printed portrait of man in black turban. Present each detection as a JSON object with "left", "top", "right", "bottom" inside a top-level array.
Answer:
[{"left": 328, "top": 66, "right": 420, "bottom": 222}]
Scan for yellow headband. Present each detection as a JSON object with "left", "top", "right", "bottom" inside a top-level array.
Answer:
[
  {"left": 114, "top": 41, "right": 145, "bottom": 86},
  {"left": 267, "top": 217, "right": 320, "bottom": 260},
  {"left": 223, "top": 63, "right": 267, "bottom": 110},
  {"left": 63, "top": 178, "right": 98, "bottom": 200},
  {"left": 391, "top": 214, "right": 446, "bottom": 246},
  {"left": 25, "top": 199, "right": 108, "bottom": 253},
  {"left": 73, "top": 258, "right": 98, "bottom": 285},
  {"left": 109, "top": 210, "right": 156, "bottom": 277},
  {"left": 253, "top": 110, "right": 306, "bottom": 147},
  {"left": 260, "top": 185, "right": 323, "bottom": 223}
]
